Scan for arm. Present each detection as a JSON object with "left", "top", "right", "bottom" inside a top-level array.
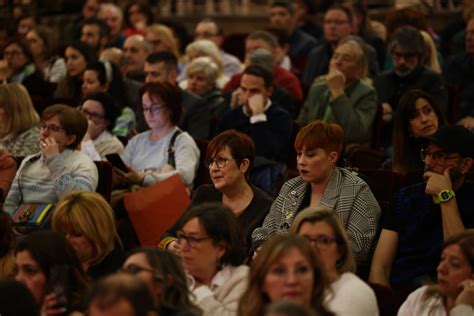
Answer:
[{"left": 369, "top": 229, "right": 399, "bottom": 287}]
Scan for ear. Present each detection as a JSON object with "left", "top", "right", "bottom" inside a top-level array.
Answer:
[
  {"left": 329, "top": 151, "right": 338, "bottom": 165},
  {"left": 461, "top": 157, "right": 473, "bottom": 175},
  {"left": 266, "top": 85, "right": 273, "bottom": 98},
  {"left": 65, "top": 134, "right": 77, "bottom": 147},
  {"left": 216, "top": 240, "right": 227, "bottom": 259},
  {"left": 239, "top": 158, "right": 250, "bottom": 174}
]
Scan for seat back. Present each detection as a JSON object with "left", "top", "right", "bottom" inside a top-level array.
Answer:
[
  {"left": 193, "top": 139, "right": 211, "bottom": 189},
  {"left": 93, "top": 161, "right": 113, "bottom": 202}
]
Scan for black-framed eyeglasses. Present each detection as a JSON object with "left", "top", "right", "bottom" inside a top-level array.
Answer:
[
  {"left": 81, "top": 108, "right": 105, "bottom": 121},
  {"left": 302, "top": 235, "right": 337, "bottom": 250},
  {"left": 392, "top": 51, "right": 417, "bottom": 61},
  {"left": 121, "top": 264, "right": 163, "bottom": 281},
  {"left": 420, "top": 148, "right": 461, "bottom": 165},
  {"left": 39, "top": 122, "right": 65, "bottom": 133},
  {"left": 205, "top": 157, "right": 234, "bottom": 169},
  {"left": 142, "top": 103, "right": 163, "bottom": 115},
  {"left": 176, "top": 231, "right": 211, "bottom": 248}
]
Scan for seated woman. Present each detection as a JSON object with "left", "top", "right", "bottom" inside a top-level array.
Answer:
[
  {"left": 123, "top": 248, "right": 202, "bottom": 315},
  {"left": 291, "top": 207, "right": 379, "bottom": 316},
  {"left": 3, "top": 104, "right": 98, "bottom": 216},
  {"left": 391, "top": 89, "right": 446, "bottom": 175},
  {"left": 398, "top": 229, "right": 474, "bottom": 315},
  {"left": 0, "top": 83, "right": 40, "bottom": 156},
  {"left": 174, "top": 203, "right": 248, "bottom": 316},
  {"left": 123, "top": 1, "right": 154, "bottom": 37},
  {"left": 297, "top": 37, "right": 377, "bottom": 146},
  {"left": 82, "top": 61, "right": 136, "bottom": 137},
  {"left": 26, "top": 26, "right": 66, "bottom": 83},
  {"left": 15, "top": 230, "right": 90, "bottom": 314},
  {"left": 80, "top": 92, "right": 125, "bottom": 161},
  {"left": 113, "top": 82, "right": 199, "bottom": 190},
  {"left": 52, "top": 191, "right": 124, "bottom": 280},
  {"left": 238, "top": 233, "right": 334, "bottom": 316},
  {"left": 251, "top": 120, "right": 380, "bottom": 265},
  {"left": 160, "top": 130, "right": 273, "bottom": 253},
  {"left": 186, "top": 56, "right": 228, "bottom": 127}
]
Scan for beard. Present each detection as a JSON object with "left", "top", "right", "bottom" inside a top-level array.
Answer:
[{"left": 394, "top": 65, "right": 413, "bottom": 77}]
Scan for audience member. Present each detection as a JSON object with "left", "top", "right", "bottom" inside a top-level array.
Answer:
[
  {"left": 174, "top": 203, "right": 248, "bottom": 316},
  {"left": 0, "top": 280, "right": 39, "bottom": 316},
  {"left": 0, "top": 150, "right": 16, "bottom": 202},
  {"left": 16, "top": 13, "right": 38, "bottom": 38},
  {"left": 265, "top": 27, "right": 292, "bottom": 71},
  {"left": 369, "top": 125, "right": 474, "bottom": 291},
  {"left": 298, "top": 37, "right": 377, "bottom": 145},
  {"left": 0, "top": 211, "right": 14, "bottom": 278},
  {"left": 194, "top": 18, "right": 242, "bottom": 77},
  {"left": 238, "top": 233, "right": 333, "bottom": 316},
  {"left": 123, "top": 1, "right": 154, "bottom": 37},
  {"left": 251, "top": 120, "right": 380, "bottom": 264},
  {"left": 391, "top": 89, "right": 446, "bottom": 175},
  {"left": 52, "top": 191, "right": 124, "bottom": 279},
  {"left": 292, "top": 207, "right": 378, "bottom": 315},
  {"left": 0, "top": 83, "right": 40, "bottom": 156},
  {"left": 3, "top": 104, "right": 98, "bottom": 216},
  {"left": 26, "top": 26, "right": 66, "bottom": 83},
  {"left": 15, "top": 231, "right": 89, "bottom": 314},
  {"left": 80, "top": 92, "right": 124, "bottom": 161},
  {"left": 293, "top": 0, "right": 323, "bottom": 41},
  {"left": 97, "top": 3, "right": 126, "bottom": 48},
  {"left": 420, "top": 30, "right": 442, "bottom": 75},
  {"left": 123, "top": 248, "right": 202, "bottom": 315},
  {"left": 87, "top": 273, "right": 157, "bottom": 316},
  {"left": 145, "top": 24, "right": 182, "bottom": 60},
  {"left": 123, "top": 34, "right": 149, "bottom": 82},
  {"left": 80, "top": 17, "right": 110, "bottom": 58},
  {"left": 64, "top": 0, "right": 102, "bottom": 46},
  {"left": 161, "top": 130, "right": 273, "bottom": 253},
  {"left": 142, "top": 52, "right": 211, "bottom": 140},
  {"left": 397, "top": 229, "right": 474, "bottom": 315}
]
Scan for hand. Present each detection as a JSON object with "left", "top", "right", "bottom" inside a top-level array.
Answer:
[
  {"left": 41, "top": 293, "right": 67, "bottom": 316},
  {"left": 455, "top": 279, "right": 474, "bottom": 307},
  {"left": 86, "top": 119, "right": 103, "bottom": 140},
  {"left": 458, "top": 117, "right": 474, "bottom": 130},
  {"left": 40, "top": 137, "right": 60, "bottom": 159},
  {"left": 424, "top": 166, "right": 453, "bottom": 197},
  {"left": 327, "top": 68, "right": 345, "bottom": 97},
  {"left": 248, "top": 94, "right": 265, "bottom": 116},
  {"left": 113, "top": 166, "right": 144, "bottom": 185},
  {"left": 382, "top": 102, "right": 393, "bottom": 123},
  {"left": 167, "top": 240, "right": 181, "bottom": 256},
  {"left": 230, "top": 88, "right": 244, "bottom": 109},
  {"left": 160, "top": 164, "right": 175, "bottom": 173}
]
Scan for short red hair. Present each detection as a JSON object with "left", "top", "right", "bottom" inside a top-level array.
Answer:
[{"left": 295, "top": 120, "right": 344, "bottom": 156}]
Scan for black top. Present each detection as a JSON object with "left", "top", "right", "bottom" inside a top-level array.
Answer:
[{"left": 87, "top": 245, "right": 124, "bottom": 280}]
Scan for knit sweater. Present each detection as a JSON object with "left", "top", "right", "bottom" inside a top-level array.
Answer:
[{"left": 0, "top": 126, "right": 40, "bottom": 157}]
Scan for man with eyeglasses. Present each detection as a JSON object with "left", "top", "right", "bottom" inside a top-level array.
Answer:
[{"left": 369, "top": 125, "right": 474, "bottom": 292}]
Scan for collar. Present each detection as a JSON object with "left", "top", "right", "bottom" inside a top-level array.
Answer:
[
  {"left": 93, "top": 130, "right": 113, "bottom": 145},
  {"left": 242, "top": 99, "right": 272, "bottom": 117},
  {"left": 208, "top": 265, "right": 234, "bottom": 291}
]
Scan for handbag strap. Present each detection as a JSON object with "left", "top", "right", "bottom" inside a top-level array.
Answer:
[{"left": 167, "top": 128, "right": 182, "bottom": 168}]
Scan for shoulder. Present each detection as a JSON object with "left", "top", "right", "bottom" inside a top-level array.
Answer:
[
  {"left": 335, "top": 273, "right": 376, "bottom": 296},
  {"left": 251, "top": 185, "right": 274, "bottom": 204},
  {"left": 229, "top": 265, "right": 250, "bottom": 279},
  {"left": 279, "top": 176, "right": 307, "bottom": 196},
  {"left": 127, "top": 131, "right": 150, "bottom": 146},
  {"left": 339, "top": 168, "right": 369, "bottom": 187},
  {"left": 18, "top": 126, "right": 40, "bottom": 138},
  {"left": 193, "top": 184, "right": 220, "bottom": 200}
]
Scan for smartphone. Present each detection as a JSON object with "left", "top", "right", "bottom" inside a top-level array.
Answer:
[
  {"left": 48, "top": 265, "right": 70, "bottom": 312},
  {"left": 105, "top": 153, "right": 129, "bottom": 172}
]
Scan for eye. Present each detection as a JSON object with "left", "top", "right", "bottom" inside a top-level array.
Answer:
[
  {"left": 270, "top": 266, "right": 286, "bottom": 275},
  {"left": 296, "top": 265, "right": 310, "bottom": 274}
]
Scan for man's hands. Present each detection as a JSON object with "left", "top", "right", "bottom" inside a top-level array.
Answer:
[
  {"left": 327, "top": 68, "right": 345, "bottom": 98},
  {"left": 248, "top": 94, "right": 265, "bottom": 116},
  {"left": 424, "top": 166, "right": 453, "bottom": 197}
]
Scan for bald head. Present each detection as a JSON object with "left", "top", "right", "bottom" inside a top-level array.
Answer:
[
  {"left": 123, "top": 35, "right": 149, "bottom": 74},
  {"left": 98, "top": 3, "right": 123, "bottom": 39}
]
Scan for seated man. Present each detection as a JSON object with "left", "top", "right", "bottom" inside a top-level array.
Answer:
[
  {"left": 122, "top": 35, "right": 149, "bottom": 82},
  {"left": 369, "top": 125, "right": 474, "bottom": 290},
  {"left": 298, "top": 37, "right": 377, "bottom": 145},
  {"left": 80, "top": 17, "right": 109, "bottom": 58}
]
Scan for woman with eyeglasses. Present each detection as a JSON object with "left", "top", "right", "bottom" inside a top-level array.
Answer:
[
  {"left": 291, "top": 207, "right": 378, "bottom": 316},
  {"left": 391, "top": 89, "right": 446, "bottom": 175},
  {"left": 52, "top": 191, "right": 124, "bottom": 280},
  {"left": 80, "top": 92, "right": 124, "bottom": 161},
  {"left": 3, "top": 104, "right": 98, "bottom": 216},
  {"left": 122, "top": 248, "right": 202, "bottom": 315},
  {"left": 238, "top": 233, "right": 334, "bottom": 316},
  {"left": 173, "top": 203, "right": 248, "bottom": 316},
  {"left": 160, "top": 130, "right": 273, "bottom": 254}
]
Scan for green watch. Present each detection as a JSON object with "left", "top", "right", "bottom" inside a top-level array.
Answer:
[{"left": 434, "top": 189, "right": 456, "bottom": 204}]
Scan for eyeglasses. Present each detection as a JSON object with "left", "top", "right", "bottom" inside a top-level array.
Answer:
[
  {"left": 392, "top": 51, "right": 417, "bottom": 61},
  {"left": 302, "top": 235, "right": 337, "bottom": 250},
  {"left": 324, "top": 19, "right": 349, "bottom": 25},
  {"left": 142, "top": 103, "right": 163, "bottom": 115},
  {"left": 81, "top": 108, "right": 105, "bottom": 121},
  {"left": 420, "top": 148, "right": 461, "bottom": 165},
  {"left": 205, "top": 157, "right": 234, "bottom": 169},
  {"left": 121, "top": 264, "right": 163, "bottom": 281},
  {"left": 3, "top": 50, "right": 24, "bottom": 58},
  {"left": 176, "top": 231, "right": 211, "bottom": 248},
  {"left": 39, "top": 122, "right": 65, "bottom": 133}
]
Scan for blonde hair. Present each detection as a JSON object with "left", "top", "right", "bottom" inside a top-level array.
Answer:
[
  {"left": 186, "top": 56, "right": 220, "bottom": 86},
  {"left": 291, "top": 207, "right": 356, "bottom": 274},
  {"left": 0, "top": 83, "right": 39, "bottom": 137},
  {"left": 185, "top": 39, "right": 224, "bottom": 75},
  {"left": 420, "top": 30, "right": 441, "bottom": 75},
  {"left": 52, "top": 191, "right": 121, "bottom": 265},
  {"left": 146, "top": 24, "right": 181, "bottom": 58}
]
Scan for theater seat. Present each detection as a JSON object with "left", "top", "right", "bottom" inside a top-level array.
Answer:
[
  {"left": 93, "top": 161, "right": 113, "bottom": 202},
  {"left": 193, "top": 139, "right": 211, "bottom": 189}
]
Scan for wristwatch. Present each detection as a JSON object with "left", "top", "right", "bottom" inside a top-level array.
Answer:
[{"left": 434, "top": 189, "right": 456, "bottom": 204}]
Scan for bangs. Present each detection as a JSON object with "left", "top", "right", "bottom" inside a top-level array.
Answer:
[{"left": 294, "top": 121, "right": 344, "bottom": 155}]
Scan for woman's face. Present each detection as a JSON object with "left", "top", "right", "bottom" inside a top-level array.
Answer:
[
  {"left": 262, "top": 247, "right": 314, "bottom": 306},
  {"left": 437, "top": 244, "right": 473, "bottom": 298},
  {"left": 81, "top": 99, "right": 108, "bottom": 136},
  {"left": 26, "top": 30, "right": 44, "bottom": 58},
  {"left": 4, "top": 43, "right": 28, "bottom": 73},
  {"left": 39, "top": 115, "right": 76, "bottom": 153},
  {"left": 297, "top": 147, "right": 337, "bottom": 184},
  {"left": 123, "top": 253, "right": 163, "bottom": 306},
  {"left": 408, "top": 98, "right": 439, "bottom": 138},
  {"left": 142, "top": 92, "right": 171, "bottom": 130},
  {"left": 82, "top": 70, "right": 107, "bottom": 96},
  {"left": 128, "top": 4, "right": 147, "bottom": 28},
  {"left": 15, "top": 250, "right": 47, "bottom": 304},
  {"left": 64, "top": 231, "right": 94, "bottom": 265},
  {"left": 65, "top": 47, "right": 87, "bottom": 78},
  {"left": 209, "top": 146, "right": 247, "bottom": 192},
  {"left": 178, "top": 217, "right": 225, "bottom": 282},
  {"left": 298, "top": 221, "right": 341, "bottom": 275},
  {"left": 187, "top": 71, "right": 213, "bottom": 96}
]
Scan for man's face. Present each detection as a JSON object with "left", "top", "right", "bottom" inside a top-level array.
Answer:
[
  {"left": 123, "top": 37, "right": 148, "bottom": 73},
  {"left": 144, "top": 62, "right": 174, "bottom": 84},
  {"left": 194, "top": 22, "right": 221, "bottom": 46},
  {"left": 392, "top": 45, "right": 419, "bottom": 77},
  {"left": 466, "top": 19, "right": 474, "bottom": 55},
  {"left": 329, "top": 42, "right": 362, "bottom": 83},
  {"left": 240, "top": 73, "right": 271, "bottom": 112},
  {"left": 82, "top": 0, "right": 99, "bottom": 19},
  {"left": 81, "top": 24, "right": 102, "bottom": 49},
  {"left": 98, "top": 6, "right": 122, "bottom": 38},
  {"left": 424, "top": 143, "right": 463, "bottom": 182},
  {"left": 269, "top": 6, "right": 294, "bottom": 33},
  {"left": 323, "top": 9, "right": 352, "bottom": 44}
]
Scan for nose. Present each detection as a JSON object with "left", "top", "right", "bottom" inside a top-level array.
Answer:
[
  {"left": 437, "top": 260, "right": 447, "bottom": 275},
  {"left": 40, "top": 127, "right": 49, "bottom": 138},
  {"left": 297, "top": 154, "right": 305, "bottom": 166},
  {"left": 15, "top": 272, "right": 25, "bottom": 283},
  {"left": 285, "top": 270, "right": 298, "bottom": 284}
]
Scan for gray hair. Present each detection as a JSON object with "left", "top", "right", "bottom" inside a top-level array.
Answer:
[
  {"left": 185, "top": 39, "right": 224, "bottom": 74},
  {"left": 338, "top": 35, "right": 369, "bottom": 79},
  {"left": 389, "top": 25, "right": 425, "bottom": 57},
  {"left": 248, "top": 48, "right": 276, "bottom": 73},
  {"left": 186, "top": 56, "right": 220, "bottom": 85}
]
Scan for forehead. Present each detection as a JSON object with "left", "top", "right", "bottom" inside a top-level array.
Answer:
[
  {"left": 241, "top": 74, "right": 266, "bottom": 88},
  {"left": 335, "top": 42, "right": 361, "bottom": 58},
  {"left": 83, "top": 99, "right": 104, "bottom": 111},
  {"left": 196, "top": 22, "right": 217, "bottom": 34},
  {"left": 325, "top": 9, "right": 349, "bottom": 20},
  {"left": 299, "top": 220, "right": 335, "bottom": 235},
  {"left": 124, "top": 38, "right": 144, "bottom": 49},
  {"left": 246, "top": 38, "right": 271, "bottom": 50},
  {"left": 84, "top": 69, "right": 99, "bottom": 78},
  {"left": 145, "top": 62, "right": 166, "bottom": 72},
  {"left": 270, "top": 6, "right": 291, "bottom": 15},
  {"left": 100, "top": 6, "right": 121, "bottom": 18},
  {"left": 65, "top": 47, "right": 82, "bottom": 56},
  {"left": 83, "top": 24, "right": 100, "bottom": 33}
]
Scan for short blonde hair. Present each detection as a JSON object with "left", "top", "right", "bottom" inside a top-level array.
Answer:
[
  {"left": 0, "top": 83, "right": 39, "bottom": 136},
  {"left": 185, "top": 39, "right": 223, "bottom": 75},
  {"left": 52, "top": 191, "right": 121, "bottom": 265},
  {"left": 186, "top": 56, "right": 219, "bottom": 86},
  {"left": 146, "top": 24, "right": 181, "bottom": 58},
  {"left": 291, "top": 206, "right": 356, "bottom": 274}
]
